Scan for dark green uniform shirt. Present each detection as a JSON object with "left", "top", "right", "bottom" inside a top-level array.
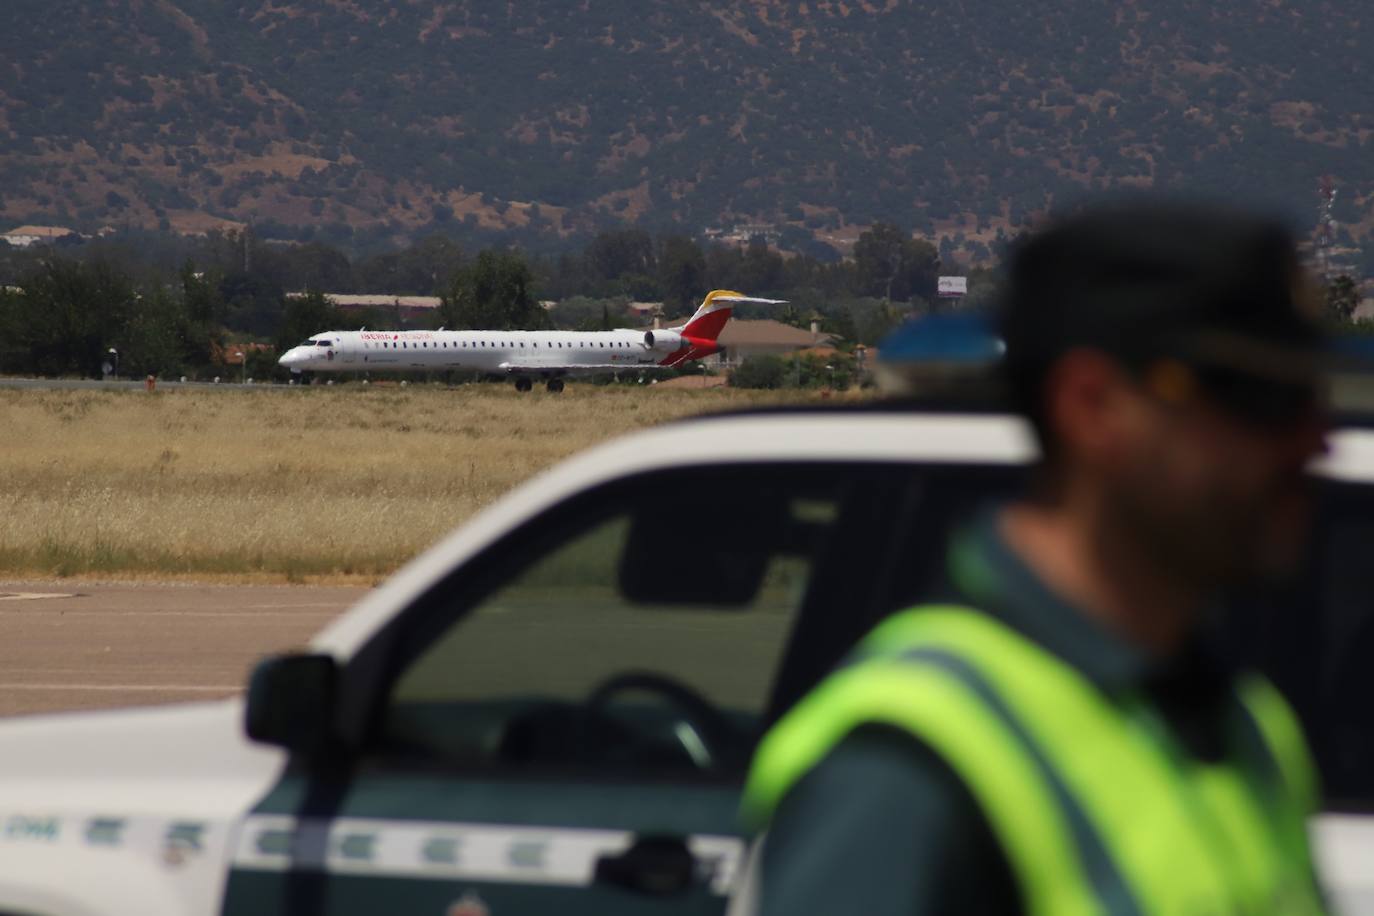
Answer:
[{"left": 758, "top": 509, "right": 1241, "bottom": 915}]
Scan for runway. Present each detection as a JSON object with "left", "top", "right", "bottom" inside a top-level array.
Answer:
[
  {"left": 0, "top": 377, "right": 295, "bottom": 391},
  {"left": 0, "top": 581, "right": 366, "bottom": 717}
]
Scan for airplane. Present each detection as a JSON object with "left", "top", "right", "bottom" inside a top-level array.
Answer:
[{"left": 276, "top": 289, "right": 786, "bottom": 391}]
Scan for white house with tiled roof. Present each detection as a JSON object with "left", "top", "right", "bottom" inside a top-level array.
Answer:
[
  {"left": 644, "top": 317, "right": 835, "bottom": 367},
  {"left": 1, "top": 225, "right": 78, "bottom": 248},
  {"left": 286, "top": 292, "right": 442, "bottom": 323}
]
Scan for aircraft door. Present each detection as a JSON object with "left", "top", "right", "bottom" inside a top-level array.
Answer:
[{"left": 340, "top": 338, "right": 357, "bottom": 364}]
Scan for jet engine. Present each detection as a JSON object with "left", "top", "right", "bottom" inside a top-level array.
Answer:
[{"left": 643, "top": 330, "right": 685, "bottom": 351}]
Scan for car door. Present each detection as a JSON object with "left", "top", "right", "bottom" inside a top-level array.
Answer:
[
  {"left": 1223, "top": 423, "right": 1374, "bottom": 912},
  {"left": 220, "top": 462, "right": 925, "bottom": 916}
]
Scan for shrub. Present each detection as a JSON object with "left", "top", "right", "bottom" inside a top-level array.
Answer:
[{"left": 729, "top": 355, "right": 788, "bottom": 389}]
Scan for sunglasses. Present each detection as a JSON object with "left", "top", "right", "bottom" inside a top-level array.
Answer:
[{"left": 1142, "top": 359, "right": 1325, "bottom": 429}]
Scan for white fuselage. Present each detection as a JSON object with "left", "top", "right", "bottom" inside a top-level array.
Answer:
[{"left": 278, "top": 329, "right": 672, "bottom": 376}]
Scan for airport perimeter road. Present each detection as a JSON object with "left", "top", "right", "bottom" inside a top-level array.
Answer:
[{"left": 0, "top": 582, "right": 366, "bottom": 717}]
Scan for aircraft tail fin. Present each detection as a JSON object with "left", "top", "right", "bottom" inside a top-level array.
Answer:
[{"left": 677, "top": 290, "right": 787, "bottom": 341}]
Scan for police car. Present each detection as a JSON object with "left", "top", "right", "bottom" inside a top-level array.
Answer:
[{"left": 0, "top": 401, "right": 1372, "bottom": 915}]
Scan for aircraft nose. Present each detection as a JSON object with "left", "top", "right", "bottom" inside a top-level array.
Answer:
[{"left": 279, "top": 349, "right": 305, "bottom": 368}]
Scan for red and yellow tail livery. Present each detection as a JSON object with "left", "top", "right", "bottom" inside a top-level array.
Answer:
[{"left": 653, "top": 290, "right": 788, "bottom": 367}]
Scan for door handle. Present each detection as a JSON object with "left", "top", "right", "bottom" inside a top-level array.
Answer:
[{"left": 594, "top": 834, "right": 698, "bottom": 897}]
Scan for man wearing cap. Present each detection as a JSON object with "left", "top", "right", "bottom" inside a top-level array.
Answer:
[{"left": 738, "top": 201, "right": 1329, "bottom": 914}]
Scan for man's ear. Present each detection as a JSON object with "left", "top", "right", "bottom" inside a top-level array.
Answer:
[{"left": 1043, "top": 348, "right": 1140, "bottom": 468}]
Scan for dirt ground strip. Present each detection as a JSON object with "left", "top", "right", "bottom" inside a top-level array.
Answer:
[{"left": 0, "top": 581, "right": 366, "bottom": 717}]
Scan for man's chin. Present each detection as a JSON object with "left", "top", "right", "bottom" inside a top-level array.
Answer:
[
  {"left": 1231, "top": 520, "right": 1312, "bottom": 585},
  {"left": 1249, "top": 532, "right": 1310, "bottom": 583},
  {"left": 1171, "top": 516, "right": 1306, "bottom": 590}
]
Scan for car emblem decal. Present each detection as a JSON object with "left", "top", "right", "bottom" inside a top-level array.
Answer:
[
  {"left": 164, "top": 821, "right": 207, "bottom": 866},
  {"left": 231, "top": 815, "right": 743, "bottom": 894},
  {"left": 422, "top": 836, "right": 462, "bottom": 865},
  {"left": 446, "top": 891, "right": 490, "bottom": 916},
  {"left": 506, "top": 838, "right": 548, "bottom": 869},
  {"left": 3, "top": 815, "right": 59, "bottom": 842},
  {"left": 336, "top": 832, "right": 377, "bottom": 862},
  {"left": 85, "top": 817, "right": 126, "bottom": 847}
]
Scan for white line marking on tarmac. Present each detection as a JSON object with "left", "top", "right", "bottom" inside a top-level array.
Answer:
[
  {"left": 238, "top": 602, "right": 359, "bottom": 609},
  {"left": 0, "top": 593, "right": 78, "bottom": 601},
  {"left": 0, "top": 683, "right": 240, "bottom": 693}
]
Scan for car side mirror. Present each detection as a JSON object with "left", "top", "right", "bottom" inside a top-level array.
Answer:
[{"left": 245, "top": 653, "right": 339, "bottom": 756}]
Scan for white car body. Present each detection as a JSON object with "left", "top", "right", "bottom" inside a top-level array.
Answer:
[{"left": 0, "top": 412, "right": 1370, "bottom": 914}]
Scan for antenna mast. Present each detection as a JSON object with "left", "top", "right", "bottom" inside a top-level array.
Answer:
[{"left": 1317, "top": 175, "right": 1336, "bottom": 285}]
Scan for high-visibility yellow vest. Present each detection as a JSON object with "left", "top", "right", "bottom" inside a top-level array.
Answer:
[{"left": 742, "top": 606, "right": 1326, "bottom": 915}]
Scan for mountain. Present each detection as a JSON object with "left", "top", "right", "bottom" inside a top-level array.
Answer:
[{"left": 2, "top": 0, "right": 1371, "bottom": 254}]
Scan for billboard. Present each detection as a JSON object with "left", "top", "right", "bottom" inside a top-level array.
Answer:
[{"left": 937, "top": 276, "right": 968, "bottom": 298}]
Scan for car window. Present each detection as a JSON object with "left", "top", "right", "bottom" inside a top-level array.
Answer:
[
  {"left": 375, "top": 466, "right": 873, "bottom": 776},
  {"left": 390, "top": 512, "right": 806, "bottom": 709}
]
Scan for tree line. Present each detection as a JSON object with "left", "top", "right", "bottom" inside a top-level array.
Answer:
[{"left": 1, "top": 222, "right": 1361, "bottom": 382}]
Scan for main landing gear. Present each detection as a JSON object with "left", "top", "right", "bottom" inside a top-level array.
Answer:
[{"left": 511, "top": 377, "right": 563, "bottom": 393}]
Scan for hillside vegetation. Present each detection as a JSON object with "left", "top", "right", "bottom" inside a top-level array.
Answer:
[{"left": 2, "top": 1, "right": 1371, "bottom": 245}]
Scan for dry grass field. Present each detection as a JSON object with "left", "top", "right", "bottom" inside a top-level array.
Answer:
[{"left": 0, "top": 384, "right": 833, "bottom": 583}]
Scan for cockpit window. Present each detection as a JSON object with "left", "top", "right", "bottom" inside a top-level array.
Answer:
[{"left": 317, "top": 340, "right": 333, "bottom": 347}]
